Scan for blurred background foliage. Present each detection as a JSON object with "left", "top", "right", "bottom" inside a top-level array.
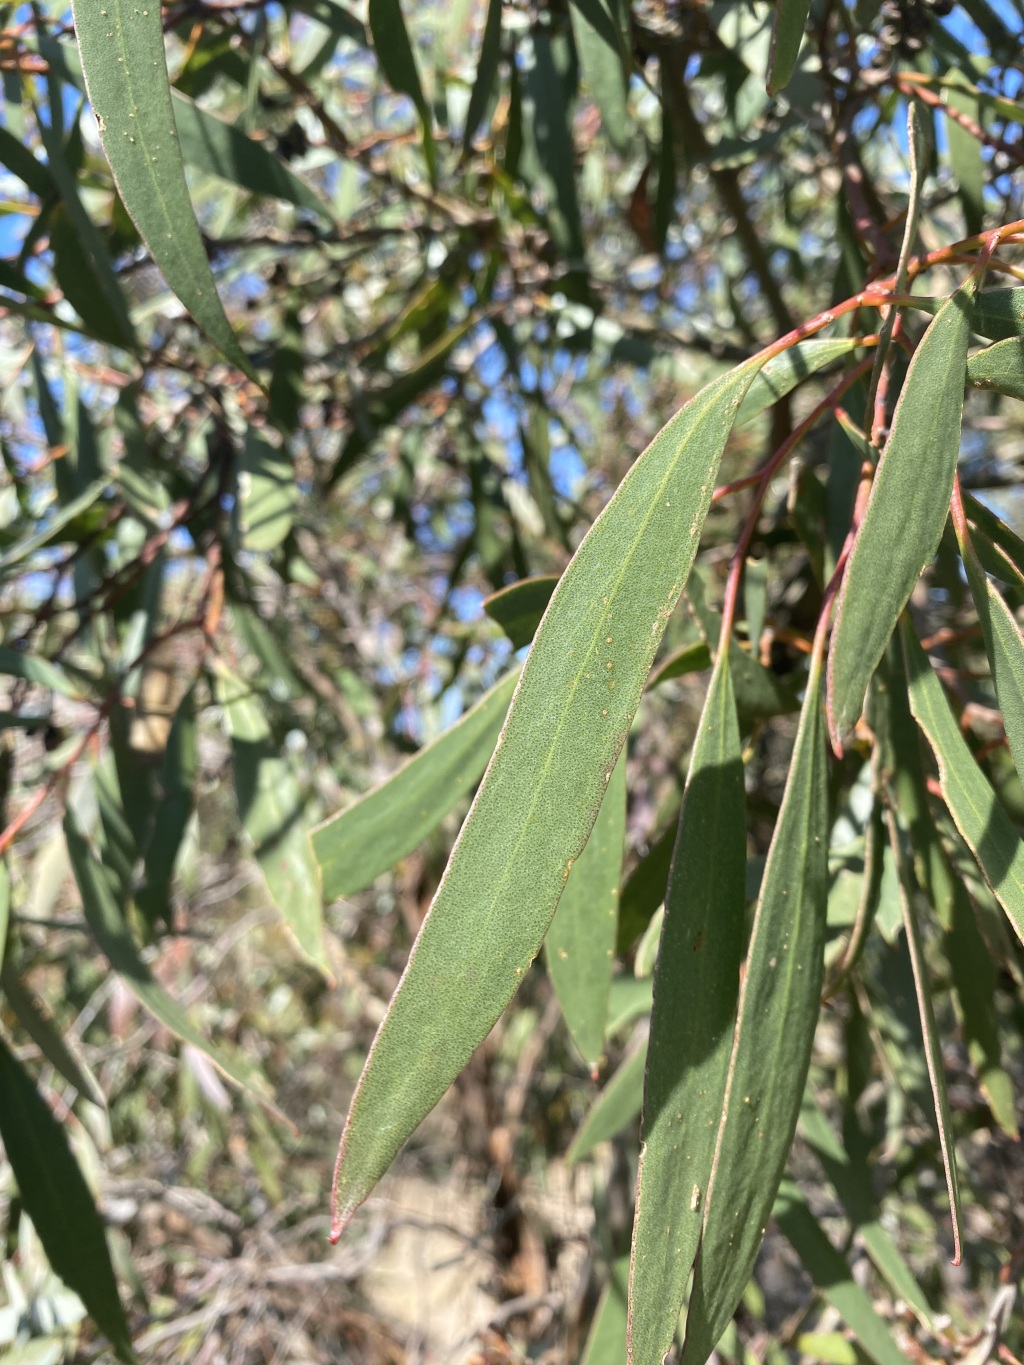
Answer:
[{"left": 0, "top": 0, "right": 1023, "bottom": 1360}]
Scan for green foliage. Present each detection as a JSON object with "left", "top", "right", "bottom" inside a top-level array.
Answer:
[{"left": 1, "top": 0, "right": 1024, "bottom": 1360}]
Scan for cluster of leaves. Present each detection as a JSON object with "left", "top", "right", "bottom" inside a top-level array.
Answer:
[{"left": 1, "top": 0, "right": 1024, "bottom": 1361}]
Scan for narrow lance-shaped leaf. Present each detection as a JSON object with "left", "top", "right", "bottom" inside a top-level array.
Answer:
[
  {"left": 65, "top": 806, "right": 282, "bottom": 1112},
  {"left": 768, "top": 0, "right": 810, "bottom": 94},
  {"left": 629, "top": 650, "right": 747, "bottom": 1365},
  {"left": 0, "top": 964, "right": 104, "bottom": 1106},
  {"left": 828, "top": 280, "right": 974, "bottom": 748},
  {"left": 70, "top": 0, "right": 259, "bottom": 381},
  {"left": 220, "top": 673, "right": 330, "bottom": 979},
  {"left": 313, "top": 666, "right": 520, "bottom": 901},
  {"left": 581, "top": 1258, "right": 631, "bottom": 1365},
  {"left": 968, "top": 336, "right": 1024, "bottom": 400},
  {"left": 483, "top": 576, "right": 559, "bottom": 649},
  {"left": 884, "top": 800, "right": 964, "bottom": 1264},
  {"left": 546, "top": 748, "right": 627, "bottom": 1071},
  {"left": 737, "top": 339, "right": 866, "bottom": 425},
  {"left": 0, "top": 1036, "right": 133, "bottom": 1363},
  {"left": 567, "top": 1039, "right": 647, "bottom": 1164},
  {"left": 798, "top": 1101, "right": 934, "bottom": 1326},
  {"left": 463, "top": 0, "right": 504, "bottom": 152},
  {"left": 681, "top": 648, "right": 830, "bottom": 1365},
  {"left": 368, "top": 0, "right": 437, "bottom": 184},
  {"left": 569, "top": 0, "right": 630, "bottom": 153},
  {"left": 909, "top": 287, "right": 1024, "bottom": 340},
  {"left": 774, "top": 1182, "right": 913, "bottom": 1365},
  {"left": 958, "top": 519, "right": 1024, "bottom": 783},
  {"left": 331, "top": 355, "right": 767, "bottom": 1238},
  {"left": 900, "top": 617, "right": 1024, "bottom": 945}
]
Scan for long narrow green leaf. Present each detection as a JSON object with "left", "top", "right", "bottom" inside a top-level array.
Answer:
[
  {"left": 581, "top": 1258, "right": 631, "bottom": 1365},
  {"left": 312, "top": 667, "right": 520, "bottom": 901},
  {"left": 0, "top": 478, "right": 108, "bottom": 575},
  {"left": 220, "top": 676, "right": 330, "bottom": 978},
  {"left": 463, "top": 0, "right": 503, "bottom": 151},
  {"left": 136, "top": 692, "right": 197, "bottom": 930},
  {"left": 737, "top": 339, "right": 866, "bottom": 425},
  {"left": 828, "top": 282, "right": 974, "bottom": 747},
  {"left": 629, "top": 651, "right": 747, "bottom": 1365},
  {"left": 909, "top": 287, "right": 1024, "bottom": 339},
  {"left": 774, "top": 1182, "right": 911, "bottom": 1365},
  {"left": 959, "top": 527, "right": 1024, "bottom": 783},
  {"left": 546, "top": 749, "right": 627, "bottom": 1070},
  {"left": 368, "top": 0, "right": 437, "bottom": 184},
  {"left": 885, "top": 801, "right": 963, "bottom": 1263},
  {"left": 968, "top": 337, "right": 1024, "bottom": 400},
  {"left": 768, "top": 0, "right": 810, "bottom": 93},
  {"left": 171, "top": 91, "right": 331, "bottom": 223},
  {"left": 567, "top": 1039, "right": 646, "bottom": 1164},
  {"left": 70, "top": 0, "right": 258, "bottom": 380},
  {"left": 798, "top": 1102, "right": 933, "bottom": 1325},
  {"left": 331, "top": 356, "right": 766, "bottom": 1238},
  {"left": 34, "top": 89, "right": 136, "bottom": 352},
  {"left": 65, "top": 808, "right": 278, "bottom": 1109},
  {"left": 570, "top": 0, "right": 630, "bottom": 153},
  {"left": 483, "top": 576, "right": 559, "bottom": 649},
  {"left": 0, "top": 964, "right": 104, "bottom": 1106},
  {"left": 0, "top": 1036, "right": 133, "bottom": 1362},
  {"left": 964, "top": 491, "right": 1024, "bottom": 581},
  {"left": 681, "top": 649, "right": 829, "bottom": 1365},
  {"left": 900, "top": 618, "right": 1024, "bottom": 944}
]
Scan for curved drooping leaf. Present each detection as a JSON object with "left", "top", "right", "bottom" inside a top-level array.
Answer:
[
  {"left": 219, "top": 673, "right": 330, "bottom": 978},
  {"left": 368, "top": 0, "right": 437, "bottom": 184},
  {"left": 738, "top": 338, "right": 865, "bottom": 425},
  {"left": 768, "top": 0, "right": 810, "bottom": 94},
  {"left": 629, "top": 651, "right": 747, "bottom": 1365},
  {"left": 959, "top": 526, "right": 1024, "bottom": 782},
  {"left": 968, "top": 336, "right": 1024, "bottom": 400},
  {"left": 681, "top": 649, "right": 829, "bottom": 1365},
  {"left": 171, "top": 90, "right": 332, "bottom": 223},
  {"left": 546, "top": 749, "right": 627, "bottom": 1069},
  {"left": 828, "top": 281, "right": 974, "bottom": 747},
  {"left": 900, "top": 618, "right": 1024, "bottom": 945},
  {"left": 570, "top": 0, "right": 630, "bottom": 153},
  {"left": 70, "top": 0, "right": 258, "bottom": 380},
  {"left": 483, "top": 576, "right": 559, "bottom": 649},
  {"left": 964, "top": 490, "right": 1024, "bottom": 583},
  {"left": 0, "top": 1036, "right": 133, "bottom": 1363},
  {"left": 687, "top": 574, "right": 800, "bottom": 719},
  {"left": 521, "top": 25, "right": 586, "bottom": 261},
  {"left": 885, "top": 803, "right": 963, "bottom": 1264},
  {"left": 581, "top": 1258, "right": 631, "bottom": 1365},
  {"left": 774, "top": 1182, "right": 912, "bottom": 1365},
  {"left": 567, "top": 1039, "right": 647, "bottom": 1164},
  {"left": 798, "top": 1102, "right": 933, "bottom": 1326},
  {"left": 65, "top": 807, "right": 279, "bottom": 1108},
  {"left": 910, "top": 287, "right": 1024, "bottom": 340},
  {"left": 233, "top": 429, "right": 296, "bottom": 553},
  {"left": 463, "top": 0, "right": 504, "bottom": 150},
  {"left": 0, "top": 964, "right": 104, "bottom": 1106},
  {"left": 35, "top": 87, "right": 136, "bottom": 353},
  {"left": 330, "top": 355, "right": 766, "bottom": 1239},
  {"left": 648, "top": 640, "right": 713, "bottom": 688},
  {"left": 313, "top": 666, "right": 520, "bottom": 901}
]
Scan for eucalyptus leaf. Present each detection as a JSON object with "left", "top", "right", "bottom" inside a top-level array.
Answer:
[
  {"left": 0, "top": 1036, "right": 133, "bottom": 1362},
  {"left": 330, "top": 355, "right": 767, "bottom": 1238},
  {"left": 682, "top": 648, "right": 829, "bottom": 1365},
  {"left": 828, "top": 282, "right": 973, "bottom": 747},
  {"left": 71, "top": 0, "right": 259, "bottom": 380},
  {"left": 630, "top": 651, "right": 747, "bottom": 1365}
]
